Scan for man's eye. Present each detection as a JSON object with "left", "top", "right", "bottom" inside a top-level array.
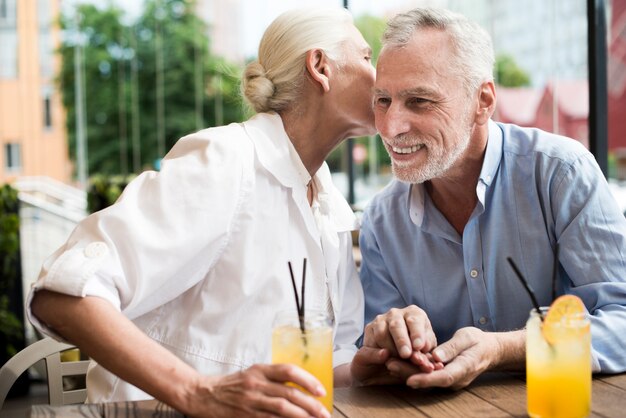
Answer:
[
  {"left": 374, "top": 97, "right": 391, "bottom": 107},
  {"left": 407, "top": 97, "right": 429, "bottom": 106}
]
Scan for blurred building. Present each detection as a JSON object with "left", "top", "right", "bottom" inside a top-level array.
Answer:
[
  {"left": 494, "top": 80, "right": 589, "bottom": 148},
  {"left": 1, "top": 0, "right": 85, "bottom": 343},
  {"left": 0, "top": 0, "right": 70, "bottom": 184},
  {"left": 449, "top": 0, "right": 588, "bottom": 88},
  {"left": 609, "top": 0, "right": 626, "bottom": 152}
]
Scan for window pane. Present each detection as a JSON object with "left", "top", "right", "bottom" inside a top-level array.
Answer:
[
  {"left": 0, "top": 0, "right": 17, "bottom": 79},
  {"left": 4, "top": 143, "right": 21, "bottom": 170}
]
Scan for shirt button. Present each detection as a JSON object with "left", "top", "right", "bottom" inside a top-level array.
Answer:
[
  {"left": 479, "top": 316, "right": 488, "bottom": 325},
  {"left": 470, "top": 269, "right": 479, "bottom": 278},
  {"left": 84, "top": 242, "right": 108, "bottom": 259}
]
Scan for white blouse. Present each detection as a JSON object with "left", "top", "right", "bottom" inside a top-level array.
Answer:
[{"left": 27, "top": 112, "right": 364, "bottom": 402}]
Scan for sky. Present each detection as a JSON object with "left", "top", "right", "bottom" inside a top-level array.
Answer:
[{"left": 62, "top": 0, "right": 444, "bottom": 59}]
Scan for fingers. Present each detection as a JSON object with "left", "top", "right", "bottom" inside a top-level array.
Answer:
[
  {"left": 405, "top": 357, "right": 472, "bottom": 390},
  {"left": 239, "top": 364, "right": 330, "bottom": 418},
  {"left": 408, "top": 351, "right": 437, "bottom": 373},
  {"left": 404, "top": 310, "right": 437, "bottom": 353},
  {"left": 365, "top": 314, "right": 404, "bottom": 357},
  {"left": 260, "top": 381, "right": 330, "bottom": 418},
  {"left": 261, "top": 363, "right": 326, "bottom": 397},
  {"left": 430, "top": 327, "right": 475, "bottom": 364},
  {"left": 405, "top": 328, "right": 488, "bottom": 390},
  {"left": 364, "top": 305, "right": 435, "bottom": 359},
  {"left": 350, "top": 346, "right": 392, "bottom": 385}
]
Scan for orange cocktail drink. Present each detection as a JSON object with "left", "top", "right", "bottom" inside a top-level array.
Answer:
[
  {"left": 272, "top": 311, "right": 333, "bottom": 412},
  {"left": 526, "top": 296, "right": 591, "bottom": 418}
]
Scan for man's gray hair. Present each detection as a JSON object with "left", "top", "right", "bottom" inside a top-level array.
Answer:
[{"left": 383, "top": 8, "right": 494, "bottom": 92}]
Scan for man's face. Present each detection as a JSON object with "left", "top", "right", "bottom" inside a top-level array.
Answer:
[{"left": 373, "top": 28, "right": 476, "bottom": 184}]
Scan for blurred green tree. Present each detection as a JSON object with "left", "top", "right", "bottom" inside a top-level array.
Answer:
[
  {"left": 495, "top": 54, "right": 531, "bottom": 87},
  {"left": 58, "top": 0, "right": 245, "bottom": 176},
  {"left": 328, "top": 14, "right": 390, "bottom": 178},
  {"left": 354, "top": 14, "right": 385, "bottom": 64}
]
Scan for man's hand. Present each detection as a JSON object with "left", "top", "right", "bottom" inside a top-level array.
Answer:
[
  {"left": 350, "top": 346, "right": 404, "bottom": 385},
  {"left": 350, "top": 305, "right": 440, "bottom": 385},
  {"left": 387, "top": 327, "right": 525, "bottom": 390},
  {"left": 187, "top": 364, "right": 331, "bottom": 418},
  {"left": 363, "top": 305, "right": 437, "bottom": 361}
]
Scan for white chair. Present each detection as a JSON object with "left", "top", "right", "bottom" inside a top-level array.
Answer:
[{"left": 0, "top": 337, "right": 90, "bottom": 410}]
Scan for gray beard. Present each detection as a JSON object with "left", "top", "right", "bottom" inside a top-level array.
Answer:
[{"left": 391, "top": 128, "right": 472, "bottom": 184}]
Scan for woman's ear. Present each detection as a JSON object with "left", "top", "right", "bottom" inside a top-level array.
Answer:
[{"left": 305, "top": 49, "right": 331, "bottom": 93}]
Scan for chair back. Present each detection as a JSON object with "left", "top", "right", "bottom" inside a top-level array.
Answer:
[{"left": 0, "top": 337, "right": 90, "bottom": 410}]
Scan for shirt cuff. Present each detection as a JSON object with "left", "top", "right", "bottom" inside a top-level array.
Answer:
[{"left": 333, "top": 344, "right": 357, "bottom": 368}]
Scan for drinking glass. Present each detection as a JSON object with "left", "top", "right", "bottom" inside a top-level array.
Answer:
[
  {"left": 272, "top": 310, "right": 333, "bottom": 412},
  {"left": 526, "top": 307, "right": 591, "bottom": 418}
]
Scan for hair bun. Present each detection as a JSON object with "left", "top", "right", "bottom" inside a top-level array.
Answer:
[{"left": 242, "top": 61, "right": 274, "bottom": 113}]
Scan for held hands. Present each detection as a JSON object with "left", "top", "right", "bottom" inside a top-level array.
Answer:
[
  {"left": 351, "top": 305, "right": 441, "bottom": 385},
  {"left": 351, "top": 305, "right": 506, "bottom": 390},
  {"left": 187, "top": 364, "right": 330, "bottom": 418},
  {"left": 388, "top": 327, "right": 502, "bottom": 390}
]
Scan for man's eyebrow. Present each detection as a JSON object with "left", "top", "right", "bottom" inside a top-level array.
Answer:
[
  {"left": 401, "top": 87, "right": 434, "bottom": 97},
  {"left": 373, "top": 88, "right": 389, "bottom": 96},
  {"left": 373, "top": 87, "right": 435, "bottom": 97}
]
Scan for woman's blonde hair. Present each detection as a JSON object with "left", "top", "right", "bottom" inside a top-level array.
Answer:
[{"left": 241, "top": 7, "right": 353, "bottom": 114}]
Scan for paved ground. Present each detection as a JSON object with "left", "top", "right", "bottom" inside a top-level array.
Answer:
[{"left": 1, "top": 381, "right": 48, "bottom": 418}]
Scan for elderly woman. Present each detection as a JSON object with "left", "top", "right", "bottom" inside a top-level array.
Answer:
[{"left": 28, "top": 7, "right": 375, "bottom": 418}]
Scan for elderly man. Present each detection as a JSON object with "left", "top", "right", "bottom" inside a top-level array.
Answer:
[{"left": 350, "top": 7, "right": 626, "bottom": 389}]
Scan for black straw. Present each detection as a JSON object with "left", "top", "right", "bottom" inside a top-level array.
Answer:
[
  {"left": 287, "top": 259, "right": 307, "bottom": 334},
  {"left": 551, "top": 243, "right": 560, "bottom": 302},
  {"left": 507, "top": 257, "right": 544, "bottom": 321},
  {"left": 300, "top": 258, "right": 306, "bottom": 329}
]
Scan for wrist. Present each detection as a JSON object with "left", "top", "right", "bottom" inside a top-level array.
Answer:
[
  {"left": 491, "top": 329, "right": 526, "bottom": 370},
  {"left": 174, "top": 372, "right": 218, "bottom": 417}
]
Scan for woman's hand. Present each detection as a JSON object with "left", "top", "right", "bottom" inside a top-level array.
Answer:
[{"left": 187, "top": 363, "right": 331, "bottom": 418}]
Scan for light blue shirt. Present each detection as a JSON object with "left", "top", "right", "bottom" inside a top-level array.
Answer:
[{"left": 359, "top": 120, "right": 626, "bottom": 373}]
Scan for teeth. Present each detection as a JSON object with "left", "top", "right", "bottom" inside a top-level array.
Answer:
[{"left": 391, "top": 144, "right": 423, "bottom": 154}]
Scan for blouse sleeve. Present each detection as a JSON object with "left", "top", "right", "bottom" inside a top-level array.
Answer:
[{"left": 28, "top": 126, "right": 254, "bottom": 337}]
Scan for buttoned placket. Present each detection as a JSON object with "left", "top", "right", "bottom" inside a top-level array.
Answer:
[{"left": 310, "top": 186, "right": 337, "bottom": 325}]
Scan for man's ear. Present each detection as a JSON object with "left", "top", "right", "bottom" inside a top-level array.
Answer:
[
  {"left": 305, "top": 49, "right": 331, "bottom": 93},
  {"left": 474, "top": 80, "right": 496, "bottom": 125}
]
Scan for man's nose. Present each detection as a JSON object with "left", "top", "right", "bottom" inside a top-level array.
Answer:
[{"left": 376, "top": 104, "right": 411, "bottom": 139}]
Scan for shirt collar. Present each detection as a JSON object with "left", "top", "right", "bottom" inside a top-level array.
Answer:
[
  {"left": 479, "top": 119, "right": 503, "bottom": 188},
  {"left": 242, "top": 112, "right": 357, "bottom": 231},
  {"left": 242, "top": 112, "right": 311, "bottom": 189},
  {"left": 409, "top": 119, "right": 504, "bottom": 226}
]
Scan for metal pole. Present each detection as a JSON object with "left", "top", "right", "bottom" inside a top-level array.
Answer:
[
  {"left": 74, "top": 13, "right": 88, "bottom": 189},
  {"left": 588, "top": 0, "right": 608, "bottom": 177},
  {"left": 130, "top": 26, "right": 141, "bottom": 172},
  {"left": 343, "top": 0, "right": 355, "bottom": 205},
  {"left": 155, "top": 0, "right": 166, "bottom": 159}
]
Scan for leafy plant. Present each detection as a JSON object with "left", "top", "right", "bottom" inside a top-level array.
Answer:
[
  {"left": 0, "top": 184, "right": 24, "bottom": 360},
  {"left": 58, "top": 0, "right": 246, "bottom": 178},
  {"left": 87, "top": 174, "right": 136, "bottom": 213}
]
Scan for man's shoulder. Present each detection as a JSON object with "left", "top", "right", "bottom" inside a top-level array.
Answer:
[
  {"left": 363, "top": 180, "right": 411, "bottom": 220},
  {"left": 497, "top": 122, "right": 590, "bottom": 163}
]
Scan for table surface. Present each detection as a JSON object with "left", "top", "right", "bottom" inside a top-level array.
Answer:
[{"left": 28, "top": 372, "right": 626, "bottom": 418}]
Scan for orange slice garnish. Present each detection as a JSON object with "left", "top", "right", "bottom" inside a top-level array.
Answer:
[{"left": 542, "top": 295, "right": 586, "bottom": 344}]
